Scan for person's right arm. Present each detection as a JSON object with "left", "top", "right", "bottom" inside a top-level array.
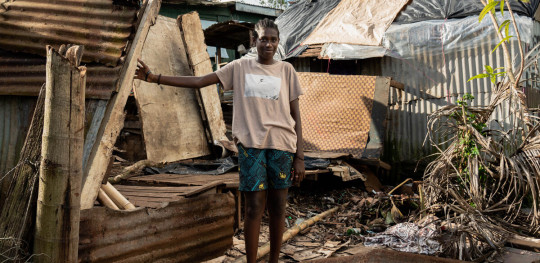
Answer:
[{"left": 134, "top": 58, "right": 221, "bottom": 88}]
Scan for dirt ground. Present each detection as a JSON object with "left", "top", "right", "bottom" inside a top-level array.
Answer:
[{"left": 211, "top": 175, "right": 424, "bottom": 262}]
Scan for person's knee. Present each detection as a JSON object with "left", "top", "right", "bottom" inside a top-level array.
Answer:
[
  {"left": 245, "top": 194, "right": 265, "bottom": 220},
  {"left": 267, "top": 191, "right": 287, "bottom": 217}
]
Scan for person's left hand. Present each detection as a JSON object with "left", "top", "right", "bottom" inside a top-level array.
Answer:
[{"left": 292, "top": 158, "right": 305, "bottom": 186}]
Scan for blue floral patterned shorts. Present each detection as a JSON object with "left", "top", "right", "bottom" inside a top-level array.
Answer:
[{"left": 237, "top": 144, "right": 294, "bottom": 191}]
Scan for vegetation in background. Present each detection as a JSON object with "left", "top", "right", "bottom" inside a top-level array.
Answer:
[{"left": 422, "top": 0, "right": 540, "bottom": 261}]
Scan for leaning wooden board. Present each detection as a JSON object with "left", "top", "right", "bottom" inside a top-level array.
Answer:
[
  {"left": 177, "top": 12, "right": 228, "bottom": 145},
  {"left": 134, "top": 15, "right": 210, "bottom": 162},
  {"left": 81, "top": 0, "right": 160, "bottom": 210}
]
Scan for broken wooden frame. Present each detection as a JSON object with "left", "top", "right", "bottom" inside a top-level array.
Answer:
[{"left": 80, "top": 0, "right": 161, "bottom": 209}]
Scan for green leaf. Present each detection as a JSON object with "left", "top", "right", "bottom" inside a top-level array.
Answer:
[
  {"left": 499, "top": 20, "right": 510, "bottom": 36},
  {"left": 495, "top": 71, "right": 506, "bottom": 76},
  {"left": 491, "top": 35, "right": 513, "bottom": 54},
  {"left": 500, "top": 0, "right": 504, "bottom": 16},
  {"left": 479, "top": 1, "right": 499, "bottom": 22},
  {"left": 467, "top": 73, "right": 490, "bottom": 82},
  {"left": 491, "top": 75, "right": 497, "bottom": 84},
  {"left": 484, "top": 65, "right": 493, "bottom": 74}
]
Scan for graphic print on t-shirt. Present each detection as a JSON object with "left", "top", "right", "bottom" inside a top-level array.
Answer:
[{"left": 244, "top": 73, "right": 281, "bottom": 100}]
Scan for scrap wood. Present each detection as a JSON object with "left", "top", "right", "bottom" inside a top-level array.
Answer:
[
  {"left": 184, "top": 180, "right": 225, "bottom": 197},
  {"left": 508, "top": 234, "right": 540, "bottom": 249},
  {"left": 328, "top": 162, "right": 366, "bottom": 181},
  {"left": 80, "top": 0, "right": 160, "bottom": 210},
  {"left": 233, "top": 203, "right": 346, "bottom": 263},
  {"left": 108, "top": 159, "right": 162, "bottom": 184}
]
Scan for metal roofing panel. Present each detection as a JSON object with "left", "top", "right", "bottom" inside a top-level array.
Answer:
[
  {"left": 0, "top": 96, "right": 36, "bottom": 183},
  {"left": 381, "top": 22, "right": 540, "bottom": 161},
  {"left": 79, "top": 193, "right": 235, "bottom": 262},
  {"left": 0, "top": 0, "right": 138, "bottom": 66},
  {"left": 0, "top": 49, "right": 120, "bottom": 99}
]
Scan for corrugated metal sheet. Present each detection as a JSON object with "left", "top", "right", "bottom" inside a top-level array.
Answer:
[
  {"left": 0, "top": 98, "right": 108, "bottom": 182},
  {"left": 79, "top": 193, "right": 235, "bottom": 263},
  {"left": 0, "top": 49, "right": 120, "bottom": 99},
  {"left": 0, "top": 96, "right": 36, "bottom": 185},
  {"left": 0, "top": 0, "right": 138, "bottom": 66},
  {"left": 381, "top": 21, "right": 540, "bottom": 161}
]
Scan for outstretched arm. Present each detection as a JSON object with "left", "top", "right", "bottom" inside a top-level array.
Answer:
[
  {"left": 290, "top": 98, "right": 305, "bottom": 185},
  {"left": 134, "top": 58, "right": 221, "bottom": 88}
]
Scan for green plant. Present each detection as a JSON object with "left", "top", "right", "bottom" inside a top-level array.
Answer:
[{"left": 422, "top": 0, "right": 540, "bottom": 261}]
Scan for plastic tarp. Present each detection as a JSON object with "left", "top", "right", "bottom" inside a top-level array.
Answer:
[
  {"left": 144, "top": 157, "right": 237, "bottom": 175},
  {"left": 394, "top": 0, "right": 540, "bottom": 24},
  {"left": 302, "top": 0, "right": 409, "bottom": 46},
  {"left": 267, "top": 0, "right": 539, "bottom": 60},
  {"left": 274, "top": 0, "right": 341, "bottom": 59},
  {"left": 322, "top": 12, "right": 534, "bottom": 60}
]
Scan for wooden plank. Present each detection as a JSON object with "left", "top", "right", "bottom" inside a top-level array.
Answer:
[
  {"left": 128, "top": 172, "right": 239, "bottom": 186},
  {"left": 185, "top": 181, "right": 223, "bottom": 197},
  {"left": 80, "top": 0, "right": 161, "bottom": 210},
  {"left": 82, "top": 100, "right": 107, "bottom": 170},
  {"left": 114, "top": 185, "right": 199, "bottom": 193},
  {"left": 134, "top": 15, "right": 210, "bottom": 163},
  {"left": 177, "top": 12, "right": 228, "bottom": 146}
]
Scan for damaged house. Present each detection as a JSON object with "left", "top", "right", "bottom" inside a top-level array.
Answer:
[
  {"left": 272, "top": 0, "right": 540, "bottom": 173},
  {"left": 2, "top": 0, "right": 540, "bottom": 262}
]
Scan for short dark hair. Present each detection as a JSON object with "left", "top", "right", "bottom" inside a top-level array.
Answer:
[{"left": 254, "top": 18, "right": 280, "bottom": 39}]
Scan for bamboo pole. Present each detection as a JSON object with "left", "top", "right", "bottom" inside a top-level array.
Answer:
[
  {"left": 233, "top": 204, "right": 343, "bottom": 263},
  {"left": 101, "top": 182, "right": 136, "bottom": 210},
  {"left": 97, "top": 189, "right": 120, "bottom": 210},
  {"left": 34, "top": 45, "right": 86, "bottom": 263}
]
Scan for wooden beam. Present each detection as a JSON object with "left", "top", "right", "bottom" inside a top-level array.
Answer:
[
  {"left": 177, "top": 12, "right": 228, "bottom": 148},
  {"left": 390, "top": 79, "right": 404, "bottom": 91},
  {"left": 80, "top": 0, "right": 161, "bottom": 210},
  {"left": 34, "top": 45, "right": 86, "bottom": 263}
]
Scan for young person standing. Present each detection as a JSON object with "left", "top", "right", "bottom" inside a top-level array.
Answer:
[{"left": 135, "top": 18, "right": 305, "bottom": 263}]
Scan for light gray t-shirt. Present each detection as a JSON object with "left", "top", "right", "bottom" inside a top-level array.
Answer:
[{"left": 216, "top": 58, "right": 303, "bottom": 153}]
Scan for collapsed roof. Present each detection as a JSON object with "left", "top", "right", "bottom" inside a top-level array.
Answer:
[{"left": 274, "top": 0, "right": 540, "bottom": 60}]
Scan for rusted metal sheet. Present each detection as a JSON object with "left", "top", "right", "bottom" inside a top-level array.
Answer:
[
  {"left": 0, "top": 50, "right": 120, "bottom": 99},
  {"left": 0, "top": 0, "right": 138, "bottom": 66},
  {"left": 0, "top": 96, "right": 36, "bottom": 197},
  {"left": 79, "top": 193, "right": 235, "bottom": 263},
  {"left": 0, "top": 98, "right": 108, "bottom": 193}
]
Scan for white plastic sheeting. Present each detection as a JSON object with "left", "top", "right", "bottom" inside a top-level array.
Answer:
[{"left": 322, "top": 13, "right": 534, "bottom": 60}]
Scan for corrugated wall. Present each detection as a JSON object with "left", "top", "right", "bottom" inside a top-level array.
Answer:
[
  {"left": 290, "top": 21, "right": 540, "bottom": 163},
  {"left": 0, "top": 50, "right": 120, "bottom": 99},
  {"left": 0, "top": 0, "right": 138, "bottom": 66},
  {"left": 381, "top": 21, "right": 540, "bottom": 162},
  {"left": 0, "top": 96, "right": 36, "bottom": 196},
  {"left": 79, "top": 193, "right": 235, "bottom": 263}
]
